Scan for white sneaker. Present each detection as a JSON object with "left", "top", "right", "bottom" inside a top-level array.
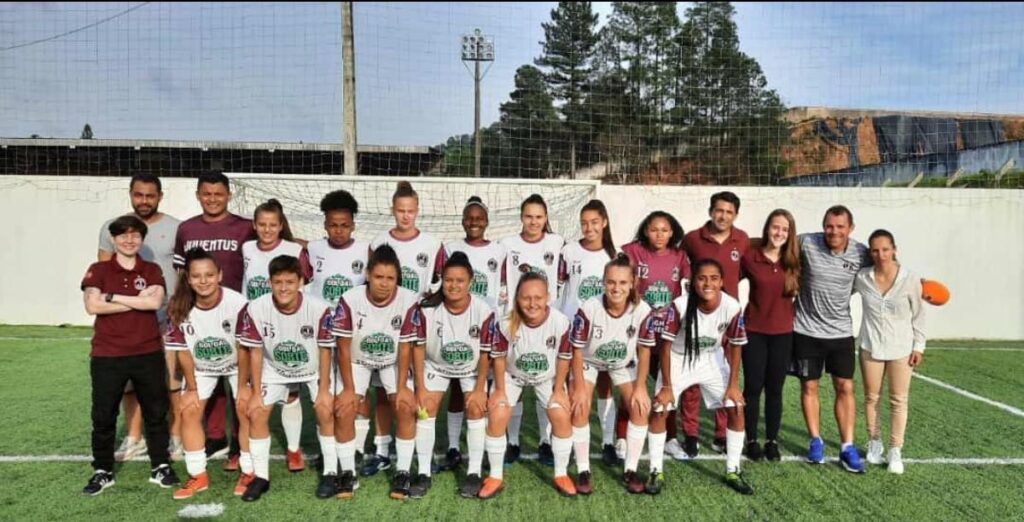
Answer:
[
  {"left": 665, "top": 438, "right": 689, "bottom": 461},
  {"left": 615, "top": 438, "right": 627, "bottom": 460},
  {"left": 114, "top": 437, "right": 147, "bottom": 462},
  {"left": 887, "top": 447, "right": 904, "bottom": 474},
  {"left": 866, "top": 438, "right": 885, "bottom": 465},
  {"left": 169, "top": 438, "right": 184, "bottom": 462}
]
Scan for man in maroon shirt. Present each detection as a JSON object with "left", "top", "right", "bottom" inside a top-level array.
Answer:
[
  {"left": 174, "top": 171, "right": 255, "bottom": 466},
  {"left": 681, "top": 191, "right": 749, "bottom": 456},
  {"left": 81, "top": 215, "right": 180, "bottom": 495}
]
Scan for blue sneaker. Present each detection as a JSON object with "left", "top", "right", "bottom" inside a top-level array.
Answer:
[
  {"left": 840, "top": 445, "right": 866, "bottom": 473},
  {"left": 360, "top": 454, "right": 391, "bottom": 477},
  {"left": 806, "top": 437, "right": 825, "bottom": 464}
]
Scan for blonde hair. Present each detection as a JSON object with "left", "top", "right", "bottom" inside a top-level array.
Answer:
[{"left": 507, "top": 272, "right": 548, "bottom": 341}]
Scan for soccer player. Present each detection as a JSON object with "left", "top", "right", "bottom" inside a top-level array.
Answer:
[
  {"left": 97, "top": 173, "right": 181, "bottom": 463},
  {"left": 499, "top": 194, "right": 566, "bottom": 465},
  {"left": 739, "top": 209, "right": 800, "bottom": 462},
  {"left": 558, "top": 200, "right": 619, "bottom": 466},
  {"left": 163, "top": 248, "right": 248, "bottom": 500},
  {"left": 621, "top": 211, "right": 691, "bottom": 460},
  {"left": 792, "top": 205, "right": 871, "bottom": 473},
  {"left": 81, "top": 215, "right": 180, "bottom": 495},
  {"left": 568, "top": 254, "right": 653, "bottom": 495},
  {"left": 403, "top": 252, "right": 493, "bottom": 498},
  {"left": 235, "top": 255, "right": 336, "bottom": 502},
  {"left": 855, "top": 230, "right": 926, "bottom": 474},
  {"left": 174, "top": 171, "right": 255, "bottom": 468},
  {"left": 682, "top": 191, "right": 749, "bottom": 455},
  {"left": 241, "top": 199, "right": 313, "bottom": 472},
  {"left": 641, "top": 259, "right": 753, "bottom": 496},
  {"left": 331, "top": 245, "right": 420, "bottom": 500},
  {"left": 478, "top": 272, "right": 575, "bottom": 499}
]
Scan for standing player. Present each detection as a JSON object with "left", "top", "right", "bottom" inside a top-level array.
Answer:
[
  {"left": 97, "top": 174, "right": 182, "bottom": 463},
  {"left": 241, "top": 199, "right": 313, "bottom": 472},
  {"left": 478, "top": 273, "right": 575, "bottom": 499},
  {"left": 331, "top": 245, "right": 420, "bottom": 500},
  {"left": 792, "top": 205, "right": 871, "bottom": 473},
  {"left": 235, "top": 255, "right": 336, "bottom": 502},
  {"left": 621, "top": 211, "right": 691, "bottom": 460},
  {"left": 174, "top": 171, "right": 255, "bottom": 468},
  {"left": 163, "top": 249, "right": 248, "bottom": 499},
  {"left": 403, "top": 252, "right": 493, "bottom": 498},
  {"left": 499, "top": 194, "right": 566, "bottom": 465},
  {"left": 568, "top": 254, "right": 653, "bottom": 495},
  {"left": 641, "top": 259, "right": 753, "bottom": 496}
]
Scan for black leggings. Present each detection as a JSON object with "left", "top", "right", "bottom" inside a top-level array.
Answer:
[{"left": 742, "top": 332, "right": 792, "bottom": 442}]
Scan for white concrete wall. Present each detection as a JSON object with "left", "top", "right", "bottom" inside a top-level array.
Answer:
[{"left": 2, "top": 176, "right": 1021, "bottom": 340}]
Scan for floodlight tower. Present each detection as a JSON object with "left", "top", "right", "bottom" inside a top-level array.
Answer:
[{"left": 461, "top": 29, "right": 494, "bottom": 178}]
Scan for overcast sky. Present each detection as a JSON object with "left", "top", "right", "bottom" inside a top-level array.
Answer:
[{"left": 1, "top": 2, "right": 1022, "bottom": 145}]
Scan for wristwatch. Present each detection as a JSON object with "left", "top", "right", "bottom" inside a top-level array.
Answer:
[{"left": 105, "top": 293, "right": 114, "bottom": 303}]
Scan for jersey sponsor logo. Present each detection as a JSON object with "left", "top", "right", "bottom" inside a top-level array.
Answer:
[
  {"left": 323, "top": 274, "right": 353, "bottom": 303},
  {"left": 400, "top": 266, "right": 420, "bottom": 293},
  {"left": 644, "top": 280, "right": 673, "bottom": 309},
  {"left": 595, "top": 340, "right": 627, "bottom": 363},
  {"left": 470, "top": 270, "right": 489, "bottom": 297},
  {"left": 577, "top": 276, "right": 604, "bottom": 301},
  {"left": 416, "top": 253, "right": 429, "bottom": 268},
  {"left": 514, "top": 352, "right": 549, "bottom": 376},
  {"left": 487, "top": 258, "right": 498, "bottom": 272},
  {"left": 440, "top": 340, "right": 475, "bottom": 366},
  {"left": 194, "top": 336, "right": 234, "bottom": 368},
  {"left": 546, "top": 335, "right": 557, "bottom": 349},
  {"left": 351, "top": 260, "right": 364, "bottom": 274},
  {"left": 391, "top": 315, "right": 403, "bottom": 329},
  {"left": 247, "top": 276, "right": 270, "bottom": 300},
  {"left": 360, "top": 332, "right": 396, "bottom": 357},
  {"left": 272, "top": 340, "right": 310, "bottom": 368},
  {"left": 183, "top": 239, "right": 239, "bottom": 253},
  {"left": 133, "top": 275, "right": 148, "bottom": 291},
  {"left": 543, "top": 252, "right": 555, "bottom": 266},
  {"left": 300, "top": 325, "right": 314, "bottom": 339},
  {"left": 697, "top": 336, "right": 719, "bottom": 351}
]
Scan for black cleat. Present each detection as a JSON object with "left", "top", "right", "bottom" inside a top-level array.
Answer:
[
  {"left": 764, "top": 440, "right": 781, "bottom": 462},
  {"left": 726, "top": 471, "right": 754, "bottom": 495},
  {"left": 438, "top": 448, "right": 463, "bottom": 472},
  {"left": 712, "top": 437, "right": 727, "bottom": 454},
  {"left": 645, "top": 470, "right": 664, "bottom": 495},
  {"left": 336, "top": 470, "right": 358, "bottom": 500},
  {"left": 504, "top": 444, "right": 521, "bottom": 465},
  {"left": 389, "top": 471, "right": 411, "bottom": 500},
  {"left": 602, "top": 444, "right": 621, "bottom": 466},
  {"left": 316, "top": 473, "right": 337, "bottom": 499},
  {"left": 746, "top": 441, "right": 764, "bottom": 462},
  {"left": 83, "top": 470, "right": 115, "bottom": 496},
  {"left": 683, "top": 435, "right": 700, "bottom": 459},
  {"left": 409, "top": 473, "right": 432, "bottom": 499},
  {"left": 460, "top": 473, "right": 483, "bottom": 498},
  {"left": 241, "top": 477, "right": 270, "bottom": 502},
  {"left": 538, "top": 442, "right": 554, "bottom": 466},
  {"left": 149, "top": 464, "right": 180, "bottom": 488}
]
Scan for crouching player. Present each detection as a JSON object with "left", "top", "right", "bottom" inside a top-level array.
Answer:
[
  {"left": 641, "top": 259, "right": 753, "bottom": 495},
  {"left": 568, "top": 254, "right": 653, "bottom": 495},
  {"left": 165, "top": 248, "right": 248, "bottom": 499},
  {"left": 235, "top": 255, "right": 336, "bottom": 502}
]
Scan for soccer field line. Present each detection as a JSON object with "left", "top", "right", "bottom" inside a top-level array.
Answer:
[{"left": 914, "top": 372, "right": 1024, "bottom": 418}]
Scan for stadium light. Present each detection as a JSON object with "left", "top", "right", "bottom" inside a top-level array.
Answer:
[{"left": 461, "top": 29, "right": 494, "bottom": 178}]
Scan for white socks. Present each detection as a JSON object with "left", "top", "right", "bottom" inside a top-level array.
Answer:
[
  {"left": 447, "top": 411, "right": 464, "bottom": 450},
  {"left": 726, "top": 429, "right": 744, "bottom": 473},
  {"left": 319, "top": 434, "right": 338, "bottom": 475},
  {"left": 184, "top": 449, "right": 206, "bottom": 477},
  {"left": 239, "top": 451, "right": 254, "bottom": 475},
  {"left": 375, "top": 435, "right": 392, "bottom": 458},
  {"left": 552, "top": 435, "right": 573, "bottom": 477},
  {"left": 572, "top": 426, "right": 591, "bottom": 473},
  {"left": 625, "top": 422, "right": 648, "bottom": 473},
  {"left": 507, "top": 403, "right": 523, "bottom": 446},
  {"left": 466, "top": 418, "right": 486, "bottom": 476},
  {"left": 647, "top": 431, "right": 666, "bottom": 473},
  {"left": 537, "top": 399, "right": 551, "bottom": 444},
  {"left": 485, "top": 435, "right": 507, "bottom": 480},
  {"left": 598, "top": 398, "right": 615, "bottom": 446},
  {"left": 336, "top": 439, "right": 356, "bottom": 473},
  {"left": 416, "top": 417, "right": 436, "bottom": 477},
  {"left": 281, "top": 399, "right": 303, "bottom": 452},
  {"left": 396, "top": 437, "right": 415, "bottom": 473},
  {"left": 250, "top": 437, "right": 271, "bottom": 480},
  {"left": 355, "top": 416, "right": 370, "bottom": 455}
]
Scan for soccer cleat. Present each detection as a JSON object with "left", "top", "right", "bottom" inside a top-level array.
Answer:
[
  {"left": 438, "top": 448, "right": 462, "bottom": 472},
  {"left": 666, "top": 438, "right": 688, "bottom": 461},
  {"left": 575, "top": 471, "right": 593, "bottom": 495},
  {"left": 712, "top": 437, "right": 727, "bottom": 454},
  {"left": 764, "top": 440, "right": 781, "bottom": 462},
  {"left": 241, "top": 477, "right": 270, "bottom": 502},
  {"left": 173, "top": 472, "right": 209, "bottom": 500},
  {"left": 336, "top": 470, "right": 358, "bottom": 499},
  {"left": 460, "top": 473, "right": 483, "bottom": 498},
  {"left": 316, "top": 473, "right": 337, "bottom": 499},
  {"left": 683, "top": 436, "right": 700, "bottom": 459},
  {"left": 114, "top": 437, "right": 147, "bottom": 462},
  {"left": 745, "top": 441, "right": 764, "bottom": 462},
  {"left": 602, "top": 444, "right": 620, "bottom": 466},
  {"left": 645, "top": 471, "right": 664, "bottom": 495},
  {"left": 887, "top": 448, "right": 904, "bottom": 475},
  {"left": 806, "top": 437, "right": 825, "bottom": 464},
  {"left": 840, "top": 445, "right": 866, "bottom": 473},
  {"left": 478, "top": 477, "right": 505, "bottom": 499},
  {"left": 615, "top": 438, "right": 627, "bottom": 461},
  {"left": 553, "top": 475, "right": 577, "bottom": 497},
  {"left": 234, "top": 473, "right": 255, "bottom": 496},
  {"left": 287, "top": 450, "right": 306, "bottom": 472},
  {"left": 223, "top": 453, "right": 240, "bottom": 472},
  {"left": 409, "top": 473, "right": 432, "bottom": 499},
  {"left": 538, "top": 442, "right": 554, "bottom": 467},
  {"left": 149, "top": 464, "right": 181, "bottom": 488},
  {"left": 623, "top": 470, "right": 645, "bottom": 494},
  {"left": 390, "top": 471, "right": 412, "bottom": 500},
  {"left": 504, "top": 444, "right": 521, "bottom": 466},
  {"left": 205, "top": 437, "right": 229, "bottom": 459},
  {"left": 725, "top": 471, "right": 754, "bottom": 495},
  {"left": 83, "top": 470, "right": 115, "bottom": 496},
  {"left": 867, "top": 439, "right": 885, "bottom": 465},
  {"left": 360, "top": 454, "right": 391, "bottom": 477}
]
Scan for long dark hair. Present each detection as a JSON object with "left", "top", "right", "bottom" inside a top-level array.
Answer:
[
  {"left": 761, "top": 209, "right": 801, "bottom": 297},
  {"left": 253, "top": 198, "right": 295, "bottom": 242},
  {"left": 421, "top": 251, "right": 474, "bottom": 309},
  {"left": 604, "top": 253, "right": 640, "bottom": 307},
  {"left": 168, "top": 248, "right": 220, "bottom": 327},
  {"left": 367, "top": 244, "right": 403, "bottom": 287},
  {"left": 682, "top": 259, "right": 724, "bottom": 366},
  {"left": 520, "top": 193, "right": 553, "bottom": 234},
  {"left": 508, "top": 271, "right": 549, "bottom": 341},
  {"left": 581, "top": 199, "right": 615, "bottom": 259},
  {"left": 633, "top": 211, "right": 684, "bottom": 251}
]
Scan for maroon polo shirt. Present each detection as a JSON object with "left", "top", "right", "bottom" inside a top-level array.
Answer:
[
  {"left": 683, "top": 221, "right": 748, "bottom": 298},
  {"left": 81, "top": 258, "right": 165, "bottom": 357},
  {"left": 740, "top": 248, "right": 795, "bottom": 335},
  {"left": 174, "top": 213, "right": 255, "bottom": 292}
]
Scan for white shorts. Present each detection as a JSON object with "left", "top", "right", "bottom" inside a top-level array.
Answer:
[
  {"left": 186, "top": 374, "right": 238, "bottom": 401},
  {"left": 352, "top": 364, "right": 399, "bottom": 397},
  {"left": 498, "top": 376, "right": 564, "bottom": 411},
  {"left": 581, "top": 361, "right": 637, "bottom": 387},
  {"left": 261, "top": 379, "right": 320, "bottom": 406},
  {"left": 423, "top": 370, "right": 478, "bottom": 394},
  {"left": 655, "top": 350, "right": 733, "bottom": 411}
]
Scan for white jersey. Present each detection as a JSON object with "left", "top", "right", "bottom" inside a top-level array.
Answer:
[
  {"left": 488, "top": 309, "right": 572, "bottom": 385},
  {"left": 639, "top": 293, "right": 747, "bottom": 358},
  {"left": 408, "top": 296, "right": 495, "bottom": 379},
  {"left": 242, "top": 239, "right": 305, "bottom": 301},
  {"left": 370, "top": 231, "right": 442, "bottom": 298},
  {"left": 443, "top": 239, "right": 506, "bottom": 310},
  {"left": 558, "top": 241, "right": 613, "bottom": 318},
  {"left": 570, "top": 297, "right": 652, "bottom": 370},
  {"left": 164, "top": 288, "right": 248, "bottom": 376},
  {"left": 306, "top": 238, "right": 369, "bottom": 307},
  {"left": 331, "top": 286, "right": 419, "bottom": 369},
  {"left": 500, "top": 233, "right": 565, "bottom": 310},
  {"left": 236, "top": 293, "right": 334, "bottom": 384}
]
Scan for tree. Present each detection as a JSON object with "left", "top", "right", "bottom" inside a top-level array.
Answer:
[
  {"left": 535, "top": 1, "right": 599, "bottom": 178},
  {"left": 81, "top": 124, "right": 93, "bottom": 139},
  {"left": 499, "top": 65, "right": 561, "bottom": 178}
]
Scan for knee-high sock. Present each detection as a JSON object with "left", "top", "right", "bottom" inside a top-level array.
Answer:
[
  {"left": 319, "top": 434, "right": 337, "bottom": 475},
  {"left": 395, "top": 437, "right": 415, "bottom": 473},
  {"left": 552, "top": 435, "right": 573, "bottom": 477},
  {"left": 250, "top": 437, "right": 271, "bottom": 480},
  {"left": 572, "top": 425, "right": 591, "bottom": 473},
  {"left": 485, "top": 435, "right": 507, "bottom": 480},
  {"left": 355, "top": 416, "right": 370, "bottom": 455},
  {"left": 416, "top": 417, "right": 436, "bottom": 477},
  {"left": 466, "top": 418, "right": 486, "bottom": 476},
  {"left": 597, "top": 399, "right": 615, "bottom": 446},
  {"left": 726, "top": 428, "right": 744, "bottom": 473},
  {"left": 184, "top": 449, "right": 206, "bottom": 477},
  {"left": 507, "top": 403, "right": 523, "bottom": 446},
  {"left": 648, "top": 431, "right": 666, "bottom": 473},
  {"left": 375, "top": 434, "right": 392, "bottom": 458},
  {"left": 281, "top": 399, "right": 303, "bottom": 452},
  {"left": 625, "top": 422, "right": 648, "bottom": 473},
  {"left": 336, "top": 439, "right": 355, "bottom": 473},
  {"left": 537, "top": 399, "right": 551, "bottom": 444},
  {"left": 447, "top": 411, "right": 464, "bottom": 450},
  {"left": 239, "top": 451, "right": 254, "bottom": 475}
]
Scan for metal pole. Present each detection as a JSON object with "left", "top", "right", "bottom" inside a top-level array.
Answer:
[
  {"left": 474, "top": 58, "right": 481, "bottom": 178},
  {"left": 342, "top": 2, "right": 357, "bottom": 175}
]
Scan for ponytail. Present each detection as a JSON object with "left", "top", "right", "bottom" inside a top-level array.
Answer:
[
  {"left": 254, "top": 198, "right": 295, "bottom": 242},
  {"left": 581, "top": 199, "right": 615, "bottom": 259}
]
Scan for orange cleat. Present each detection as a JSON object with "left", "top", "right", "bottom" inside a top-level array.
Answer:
[
  {"left": 223, "top": 453, "right": 240, "bottom": 472},
  {"left": 553, "top": 475, "right": 577, "bottom": 497},
  {"left": 173, "top": 472, "right": 209, "bottom": 500},
  {"left": 478, "top": 477, "right": 505, "bottom": 499},
  {"left": 287, "top": 450, "right": 305, "bottom": 472},
  {"left": 234, "top": 473, "right": 255, "bottom": 496}
]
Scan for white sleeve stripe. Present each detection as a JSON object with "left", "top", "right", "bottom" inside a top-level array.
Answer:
[
  {"left": 237, "top": 338, "right": 263, "bottom": 348},
  {"left": 729, "top": 336, "right": 748, "bottom": 346},
  {"left": 558, "top": 353, "right": 573, "bottom": 360},
  {"left": 331, "top": 328, "right": 352, "bottom": 337},
  {"left": 164, "top": 345, "right": 188, "bottom": 351},
  {"left": 661, "top": 332, "right": 677, "bottom": 342},
  {"left": 636, "top": 339, "right": 656, "bottom": 347},
  {"left": 317, "top": 340, "right": 335, "bottom": 348}
]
